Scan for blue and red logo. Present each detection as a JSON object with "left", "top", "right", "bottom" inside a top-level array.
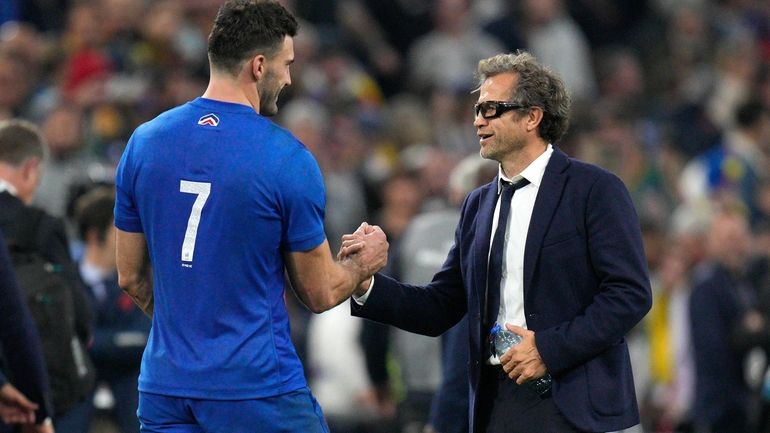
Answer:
[{"left": 197, "top": 113, "right": 220, "bottom": 126}]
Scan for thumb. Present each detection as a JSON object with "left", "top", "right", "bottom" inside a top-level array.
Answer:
[
  {"left": 505, "top": 324, "right": 529, "bottom": 336},
  {"left": 2, "top": 385, "right": 36, "bottom": 411},
  {"left": 354, "top": 222, "right": 369, "bottom": 235}
]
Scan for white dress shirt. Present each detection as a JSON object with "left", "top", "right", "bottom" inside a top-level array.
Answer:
[
  {"left": 491, "top": 144, "right": 553, "bottom": 331},
  {"left": 0, "top": 178, "right": 19, "bottom": 196}
]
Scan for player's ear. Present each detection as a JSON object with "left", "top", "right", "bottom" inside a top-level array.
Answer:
[{"left": 251, "top": 54, "right": 266, "bottom": 81}]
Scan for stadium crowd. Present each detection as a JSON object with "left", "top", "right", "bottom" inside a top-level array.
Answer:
[{"left": 2, "top": 0, "right": 770, "bottom": 432}]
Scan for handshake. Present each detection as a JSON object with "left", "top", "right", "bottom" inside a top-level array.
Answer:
[{"left": 337, "top": 222, "right": 389, "bottom": 297}]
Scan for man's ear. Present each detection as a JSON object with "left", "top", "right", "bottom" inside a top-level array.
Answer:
[
  {"left": 525, "top": 107, "right": 544, "bottom": 133},
  {"left": 251, "top": 54, "right": 267, "bottom": 81},
  {"left": 21, "top": 156, "right": 41, "bottom": 181}
]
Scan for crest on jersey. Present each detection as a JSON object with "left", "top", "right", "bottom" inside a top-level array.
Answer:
[{"left": 197, "top": 113, "right": 220, "bottom": 127}]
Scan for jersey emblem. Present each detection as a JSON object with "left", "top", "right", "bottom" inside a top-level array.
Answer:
[{"left": 197, "top": 113, "right": 220, "bottom": 127}]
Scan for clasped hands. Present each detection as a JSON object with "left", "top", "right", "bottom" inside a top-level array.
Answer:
[
  {"left": 498, "top": 324, "right": 548, "bottom": 386},
  {"left": 338, "top": 222, "right": 389, "bottom": 294}
]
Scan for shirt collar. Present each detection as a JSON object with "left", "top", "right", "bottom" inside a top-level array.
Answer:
[
  {"left": 497, "top": 144, "right": 553, "bottom": 193},
  {"left": 0, "top": 178, "right": 18, "bottom": 197}
]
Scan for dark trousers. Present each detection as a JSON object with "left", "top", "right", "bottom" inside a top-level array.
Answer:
[{"left": 477, "top": 365, "right": 585, "bottom": 433}]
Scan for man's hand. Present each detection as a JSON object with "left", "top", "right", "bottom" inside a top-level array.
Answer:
[
  {"left": 21, "top": 420, "right": 54, "bottom": 433},
  {"left": 338, "top": 222, "right": 388, "bottom": 294},
  {"left": 0, "top": 383, "right": 37, "bottom": 424},
  {"left": 498, "top": 324, "right": 548, "bottom": 385},
  {"left": 337, "top": 222, "right": 374, "bottom": 259}
]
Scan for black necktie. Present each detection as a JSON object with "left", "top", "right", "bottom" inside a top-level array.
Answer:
[{"left": 485, "top": 178, "right": 530, "bottom": 327}]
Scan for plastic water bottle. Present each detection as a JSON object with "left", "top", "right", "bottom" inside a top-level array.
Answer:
[{"left": 491, "top": 324, "right": 553, "bottom": 395}]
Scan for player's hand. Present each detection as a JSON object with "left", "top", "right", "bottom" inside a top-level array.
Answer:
[
  {"left": 0, "top": 383, "right": 37, "bottom": 424},
  {"left": 338, "top": 222, "right": 375, "bottom": 259},
  {"left": 341, "top": 223, "right": 388, "bottom": 275},
  {"left": 499, "top": 324, "right": 547, "bottom": 385}
]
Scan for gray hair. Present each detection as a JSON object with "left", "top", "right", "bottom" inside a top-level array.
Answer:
[
  {"left": 476, "top": 51, "right": 571, "bottom": 144},
  {"left": 0, "top": 118, "right": 47, "bottom": 166}
]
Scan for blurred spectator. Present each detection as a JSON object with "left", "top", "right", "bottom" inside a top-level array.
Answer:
[
  {"left": 306, "top": 302, "right": 389, "bottom": 433},
  {"left": 34, "top": 105, "right": 101, "bottom": 220},
  {"left": 679, "top": 99, "right": 770, "bottom": 222},
  {"left": 594, "top": 46, "right": 647, "bottom": 112},
  {"left": 705, "top": 35, "right": 759, "bottom": 130},
  {"left": 74, "top": 186, "right": 149, "bottom": 433},
  {"left": 521, "top": 0, "right": 598, "bottom": 101},
  {"left": 575, "top": 106, "right": 673, "bottom": 224},
  {"left": 481, "top": 2, "right": 526, "bottom": 53},
  {"left": 0, "top": 119, "right": 95, "bottom": 433},
  {"left": 690, "top": 205, "right": 763, "bottom": 433},
  {"left": 567, "top": 0, "right": 650, "bottom": 48},
  {"left": 0, "top": 52, "right": 36, "bottom": 120},
  {"left": 406, "top": 0, "right": 504, "bottom": 93},
  {"left": 642, "top": 243, "right": 695, "bottom": 432}
]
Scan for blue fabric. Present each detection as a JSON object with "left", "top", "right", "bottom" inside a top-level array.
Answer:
[
  {"left": 114, "top": 97, "right": 326, "bottom": 400},
  {"left": 429, "top": 316, "right": 470, "bottom": 433},
  {"left": 53, "top": 398, "right": 94, "bottom": 433},
  {"left": 0, "top": 1, "right": 19, "bottom": 25},
  {"left": 137, "top": 388, "right": 329, "bottom": 433},
  {"left": 352, "top": 148, "right": 652, "bottom": 433}
]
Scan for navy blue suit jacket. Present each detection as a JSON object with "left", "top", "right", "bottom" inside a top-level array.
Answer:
[{"left": 352, "top": 149, "right": 652, "bottom": 432}]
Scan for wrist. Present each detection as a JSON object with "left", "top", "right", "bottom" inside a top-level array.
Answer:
[{"left": 354, "top": 276, "right": 373, "bottom": 297}]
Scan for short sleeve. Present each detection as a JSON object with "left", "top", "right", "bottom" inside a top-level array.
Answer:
[
  {"left": 114, "top": 135, "right": 143, "bottom": 233},
  {"left": 277, "top": 146, "right": 327, "bottom": 252}
]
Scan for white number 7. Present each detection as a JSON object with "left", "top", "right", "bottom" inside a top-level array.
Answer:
[{"left": 179, "top": 180, "right": 211, "bottom": 262}]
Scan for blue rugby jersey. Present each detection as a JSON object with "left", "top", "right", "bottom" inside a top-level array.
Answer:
[{"left": 114, "top": 97, "right": 326, "bottom": 399}]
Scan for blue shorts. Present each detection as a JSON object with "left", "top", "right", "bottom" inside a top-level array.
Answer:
[{"left": 137, "top": 388, "right": 329, "bottom": 433}]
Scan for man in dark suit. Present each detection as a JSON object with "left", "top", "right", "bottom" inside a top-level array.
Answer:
[
  {"left": 342, "top": 51, "right": 652, "bottom": 432},
  {"left": 0, "top": 119, "right": 95, "bottom": 433},
  {"left": 689, "top": 207, "right": 757, "bottom": 433}
]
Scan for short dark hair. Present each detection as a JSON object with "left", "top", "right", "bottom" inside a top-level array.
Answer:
[
  {"left": 476, "top": 51, "right": 571, "bottom": 144},
  {"left": 74, "top": 186, "right": 115, "bottom": 243},
  {"left": 0, "top": 119, "right": 47, "bottom": 166},
  {"left": 208, "top": 0, "right": 298, "bottom": 76}
]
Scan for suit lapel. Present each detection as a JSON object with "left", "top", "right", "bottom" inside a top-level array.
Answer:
[
  {"left": 523, "top": 149, "right": 569, "bottom": 297},
  {"left": 472, "top": 180, "right": 498, "bottom": 313}
]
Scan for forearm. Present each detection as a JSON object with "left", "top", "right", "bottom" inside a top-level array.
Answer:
[
  {"left": 295, "top": 257, "right": 368, "bottom": 313},
  {"left": 122, "top": 276, "right": 153, "bottom": 318},
  {"left": 117, "top": 230, "right": 154, "bottom": 318},
  {"left": 287, "top": 236, "right": 384, "bottom": 314}
]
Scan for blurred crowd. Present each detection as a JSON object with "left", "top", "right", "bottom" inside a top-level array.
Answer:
[{"left": 2, "top": 0, "right": 770, "bottom": 432}]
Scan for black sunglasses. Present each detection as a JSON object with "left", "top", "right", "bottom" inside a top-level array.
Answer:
[{"left": 474, "top": 101, "right": 529, "bottom": 119}]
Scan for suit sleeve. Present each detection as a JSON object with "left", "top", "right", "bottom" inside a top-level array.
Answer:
[
  {"left": 350, "top": 195, "right": 471, "bottom": 337},
  {"left": 0, "top": 232, "right": 53, "bottom": 422},
  {"left": 536, "top": 173, "right": 652, "bottom": 375}
]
